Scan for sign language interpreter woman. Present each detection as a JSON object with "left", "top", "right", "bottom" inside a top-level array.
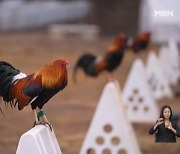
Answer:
[{"left": 149, "top": 105, "right": 180, "bottom": 142}]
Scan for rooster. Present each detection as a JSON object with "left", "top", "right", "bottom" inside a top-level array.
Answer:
[
  {"left": 0, "top": 59, "right": 68, "bottom": 129},
  {"left": 73, "top": 33, "right": 128, "bottom": 81},
  {"left": 127, "top": 32, "right": 151, "bottom": 53}
]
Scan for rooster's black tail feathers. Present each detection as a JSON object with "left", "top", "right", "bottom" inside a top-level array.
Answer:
[
  {"left": 73, "top": 54, "right": 96, "bottom": 82},
  {"left": 0, "top": 61, "right": 20, "bottom": 102}
]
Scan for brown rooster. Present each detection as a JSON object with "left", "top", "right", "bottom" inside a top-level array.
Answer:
[
  {"left": 127, "top": 32, "right": 151, "bottom": 53},
  {"left": 73, "top": 33, "right": 128, "bottom": 81},
  {"left": 0, "top": 59, "right": 68, "bottom": 129}
]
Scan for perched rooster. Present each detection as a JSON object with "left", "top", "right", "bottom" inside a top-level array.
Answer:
[
  {"left": 127, "top": 32, "right": 151, "bottom": 53},
  {"left": 73, "top": 33, "right": 127, "bottom": 81},
  {"left": 0, "top": 59, "right": 68, "bottom": 128}
]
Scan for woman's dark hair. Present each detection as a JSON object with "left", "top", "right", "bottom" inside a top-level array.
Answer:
[{"left": 159, "top": 105, "right": 173, "bottom": 120}]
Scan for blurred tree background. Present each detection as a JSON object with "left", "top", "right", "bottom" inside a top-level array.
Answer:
[
  {"left": 90, "top": 0, "right": 140, "bottom": 36},
  {"left": 0, "top": 0, "right": 140, "bottom": 37}
]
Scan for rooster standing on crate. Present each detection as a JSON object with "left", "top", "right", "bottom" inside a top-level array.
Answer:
[{"left": 0, "top": 59, "right": 68, "bottom": 130}]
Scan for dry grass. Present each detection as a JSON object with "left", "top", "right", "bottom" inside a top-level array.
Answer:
[{"left": 0, "top": 32, "right": 180, "bottom": 154}]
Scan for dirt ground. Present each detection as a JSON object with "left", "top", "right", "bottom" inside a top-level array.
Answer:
[{"left": 0, "top": 32, "right": 180, "bottom": 154}]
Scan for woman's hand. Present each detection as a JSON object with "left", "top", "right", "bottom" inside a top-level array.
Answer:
[
  {"left": 157, "top": 118, "right": 164, "bottom": 125},
  {"left": 166, "top": 122, "right": 177, "bottom": 134},
  {"left": 165, "top": 122, "right": 172, "bottom": 129},
  {"left": 153, "top": 118, "right": 164, "bottom": 130}
]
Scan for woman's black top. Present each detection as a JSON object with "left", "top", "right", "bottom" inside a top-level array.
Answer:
[{"left": 149, "top": 120, "right": 180, "bottom": 142}]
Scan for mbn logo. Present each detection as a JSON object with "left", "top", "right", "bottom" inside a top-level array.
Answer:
[{"left": 155, "top": 10, "right": 173, "bottom": 16}]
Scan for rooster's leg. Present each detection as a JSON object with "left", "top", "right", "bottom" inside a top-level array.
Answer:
[
  {"left": 33, "top": 109, "right": 40, "bottom": 127},
  {"left": 107, "top": 73, "right": 114, "bottom": 82},
  {"left": 37, "top": 108, "right": 52, "bottom": 131},
  {"left": 42, "top": 114, "right": 49, "bottom": 124}
]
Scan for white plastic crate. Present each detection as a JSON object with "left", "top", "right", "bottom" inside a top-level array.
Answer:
[{"left": 16, "top": 125, "right": 62, "bottom": 154}]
